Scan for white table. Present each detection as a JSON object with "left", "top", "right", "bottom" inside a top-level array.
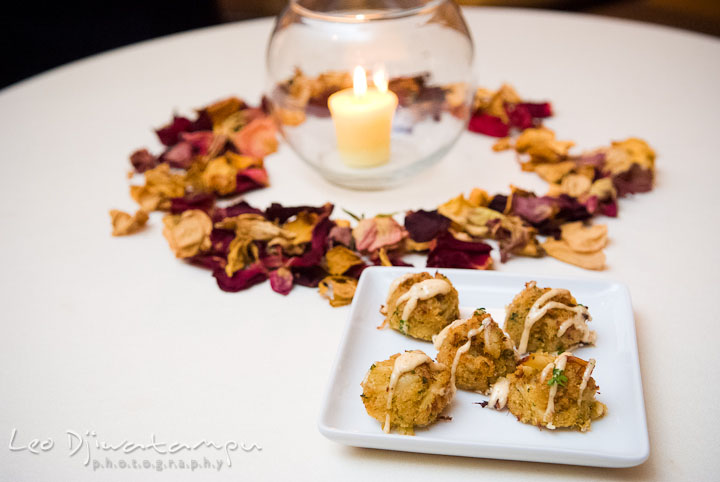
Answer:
[{"left": 1, "top": 7, "right": 718, "bottom": 481}]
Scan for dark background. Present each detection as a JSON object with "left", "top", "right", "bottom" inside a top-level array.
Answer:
[{"left": 2, "top": 0, "right": 718, "bottom": 90}]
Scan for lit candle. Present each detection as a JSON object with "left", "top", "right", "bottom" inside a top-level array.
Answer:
[{"left": 328, "top": 66, "right": 398, "bottom": 168}]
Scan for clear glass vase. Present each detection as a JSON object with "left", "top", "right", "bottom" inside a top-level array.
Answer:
[{"left": 266, "top": 0, "right": 474, "bottom": 190}]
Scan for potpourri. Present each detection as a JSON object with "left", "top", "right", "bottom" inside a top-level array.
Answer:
[{"left": 111, "top": 86, "right": 656, "bottom": 305}]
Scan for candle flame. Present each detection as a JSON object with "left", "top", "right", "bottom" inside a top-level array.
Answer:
[
  {"left": 373, "top": 68, "right": 388, "bottom": 93},
  {"left": 353, "top": 66, "right": 367, "bottom": 97}
]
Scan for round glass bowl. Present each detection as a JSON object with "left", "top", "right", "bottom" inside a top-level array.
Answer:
[{"left": 266, "top": 0, "right": 474, "bottom": 190}]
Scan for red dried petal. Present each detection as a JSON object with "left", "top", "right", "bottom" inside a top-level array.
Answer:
[
  {"left": 235, "top": 167, "right": 269, "bottom": 195},
  {"left": 292, "top": 266, "right": 328, "bottom": 288},
  {"left": 156, "top": 116, "right": 192, "bottom": 146},
  {"left": 269, "top": 268, "right": 294, "bottom": 295},
  {"left": 170, "top": 192, "right": 215, "bottom": 214},
  {"left": 289, "top": 217, "right": 333, "bottom": 268},
  {"left": 517, "top": 102, "right": 552, "bottom": 119},
  {"left": 180, "top": 131, "right": 215, "bottom": 156},
  {"left": 468, "top": 113, "right": 509, "bottom": 137},
  {"left": 404, "top": 210, "right": 451, "bottom": 243},
  {"left": 426, "top": 232, "right": 492, "bottom": 270},
  {"left": 264, "top": 203, "right": 334, "bottom": 224},
  {"left": 161, "top": 141, "right": 193, "bottom": 169},
  {"left": 130, "top": 148, "right": 158, "bottom": 173},
  {"left": 209, "top": 228, "right": 235, "bottom": 255},
  {"left": 213, "top": 262, "right": 267, "bottom": 292},
  {"left": 212, "top": 200, "right": 264, "bottom": 223},
  {"left": 612, "top": 164, "right": 653, "bottom": 197},
  {"left": 506, "top": 103, "right": 534, "bottom": 130},
  {"left": 187, "top": 254, "right": 226, "bottom": 271}
]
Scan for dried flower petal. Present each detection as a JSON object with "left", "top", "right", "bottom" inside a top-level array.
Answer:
[
  {"left": 213, "top": 261, "right": 268, "bottom": 292},
  {"left": 404, "top": 210, "right": 451, "bottom": 243},
  {"left": 206, "top": 97, "right": 245, "bottom": 126},
  {"left": 468, "top": 113, "right": 509, "bottom": 137},
  {"left": 560, "top": 173, "right": 593, "bottom": 198},
  {"left": 604, "top": 138, "right": 655, "bottom": 175},
  {"left": 162, "top": 210, "right": 212, "bottom": 258},
  {"left": 352, "top": 216, "right": 407, "bottom": 253},
  {"left": 156, "top": 116, "right": 192, "bottom": 146},
  {"left": 612, "top": 164, "right": 654, "bottom": 196},
  {"left": 130, "top": 148, "right": 158, "bottom": 173},
  {"left": 161, "top": 141, "right": 194, "bottom": 169},
  {"left": 212, "top": 200, "right": 263, "bottom": 223},
  {"left": 561, "top": 222, "right": 608, "bottom": 253},
  {"left": 202, "top": 156, "right": 238, "bottom": 196},
  {"left": 269, "top": 267, "right": 294, "bottom": 295},
  {"left": 170, "top": 192, "right": 215, "bottom": 214},
  {"left": 265, "top": 203, "right": 333, "bottom": 224},
  {"left": 109, "top": 209, "right": 148, "bottom": 236},
  {"left": 427, "top": 232, "right": 493, "bottom": 270},
  {"left": 325, "top": 245, "right": 363, "bottom": 275},
  {"left": 215, "top": 213, "right": 295, "bottom": 243},
  {"left": 232, "top": 117, "right": 278, "bottom": 159},
  {"left": 318, "top": 276, "right": 358, "bottom": 307},
  {"left": 282, "top": 211, "right": 319, "bottom": 245},
  {"left": 225, "top": 236, "right": 259, "bottom": 276},
  {"left": 235, "top": 167, "right": 269, "bottom": 194},
  {"left": 542, "top": 239, "right": 605, "bottom": 270},
  {"left": 515, "top": 128, "right": 574, "bottom": 163},
  {"left": 130, "top": 164, "right": 186, "bottom": 211}
]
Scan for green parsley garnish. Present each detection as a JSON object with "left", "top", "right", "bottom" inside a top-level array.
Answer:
[
  {"left": 547, "top": 368, "right": 568, "bottom": 387},
  {"left": 398, "top": 319, "right": 406, "bottom": 333},
  {"left": 473, "top": 308, "right": 486, "bottom": 316}
]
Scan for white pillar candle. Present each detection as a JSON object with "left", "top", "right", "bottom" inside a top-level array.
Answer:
[{"left": 328, "top": 66, "right": 398, "bottom": 168}]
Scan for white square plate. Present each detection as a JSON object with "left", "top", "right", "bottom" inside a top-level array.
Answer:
[{"left": 318, "top": 267, "right": 649, "bottom": 468}]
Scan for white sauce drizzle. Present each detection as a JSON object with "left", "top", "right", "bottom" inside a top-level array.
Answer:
[
  {"left": 432, "top": 317, "right": 470, "bottom": 350},
  {"left": 542, "top": 352, "right": 571, "bottom": 429},
  {"left": 488, "top": 378, "right": 510, "bottom": 410},
  {"left": 381, "top": 273, "right": 416, "bottom": 315},
  {"left": 449, "top": 317, "right": 492, "bottom": 391},
  {"left": 518, "top": 288, "right": 593, "bottom": 354},
  {"left": 577, "top": 358, "right": 596, "bottom": 406},
  {"left": 383, "top": 351, "right": 433, "bottom": 433},
  {"left": 395, "top": 279, "right": 451, "bottom": 322}
]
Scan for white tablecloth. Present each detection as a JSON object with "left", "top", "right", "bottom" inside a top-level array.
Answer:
[{"left": 1, "top": 7, "right": 718, "bottom": 481}]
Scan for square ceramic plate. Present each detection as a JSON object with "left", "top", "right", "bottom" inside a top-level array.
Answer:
[{"left": 318, "top": 267, "right": 649, "bottom": 468}]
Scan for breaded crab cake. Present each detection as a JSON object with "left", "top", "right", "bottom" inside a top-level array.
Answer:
[
  {"left": 489, "top": 352, "right": 607, "bottom": 431},
  {"left": 360, "top": 350, "right": 454, "bottom": 435},
  {"left": 381, "top": 272, "right": 460, "bottom": 341},
  {"left": 434, "top": 309, "right": 518, "bottom": 394},
  {"left": 504, "top": 281, "right": 596, "bottom": 354}
]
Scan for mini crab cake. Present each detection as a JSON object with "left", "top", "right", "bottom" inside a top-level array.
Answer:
[
  {"left": 504, "top": 281, "right": 596, "bottom": 354},
  {"left": 491, "top": 352, "right": 607, "bottom": 431},
  {"left": 360, "top": 350, "right": 453, "bottom": 435},
  {"left": 381, "top": 272, "right": 460, "bottom": 341},
  {"left": 434, "top": 309, "right": 518, "bottom": 394}
]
